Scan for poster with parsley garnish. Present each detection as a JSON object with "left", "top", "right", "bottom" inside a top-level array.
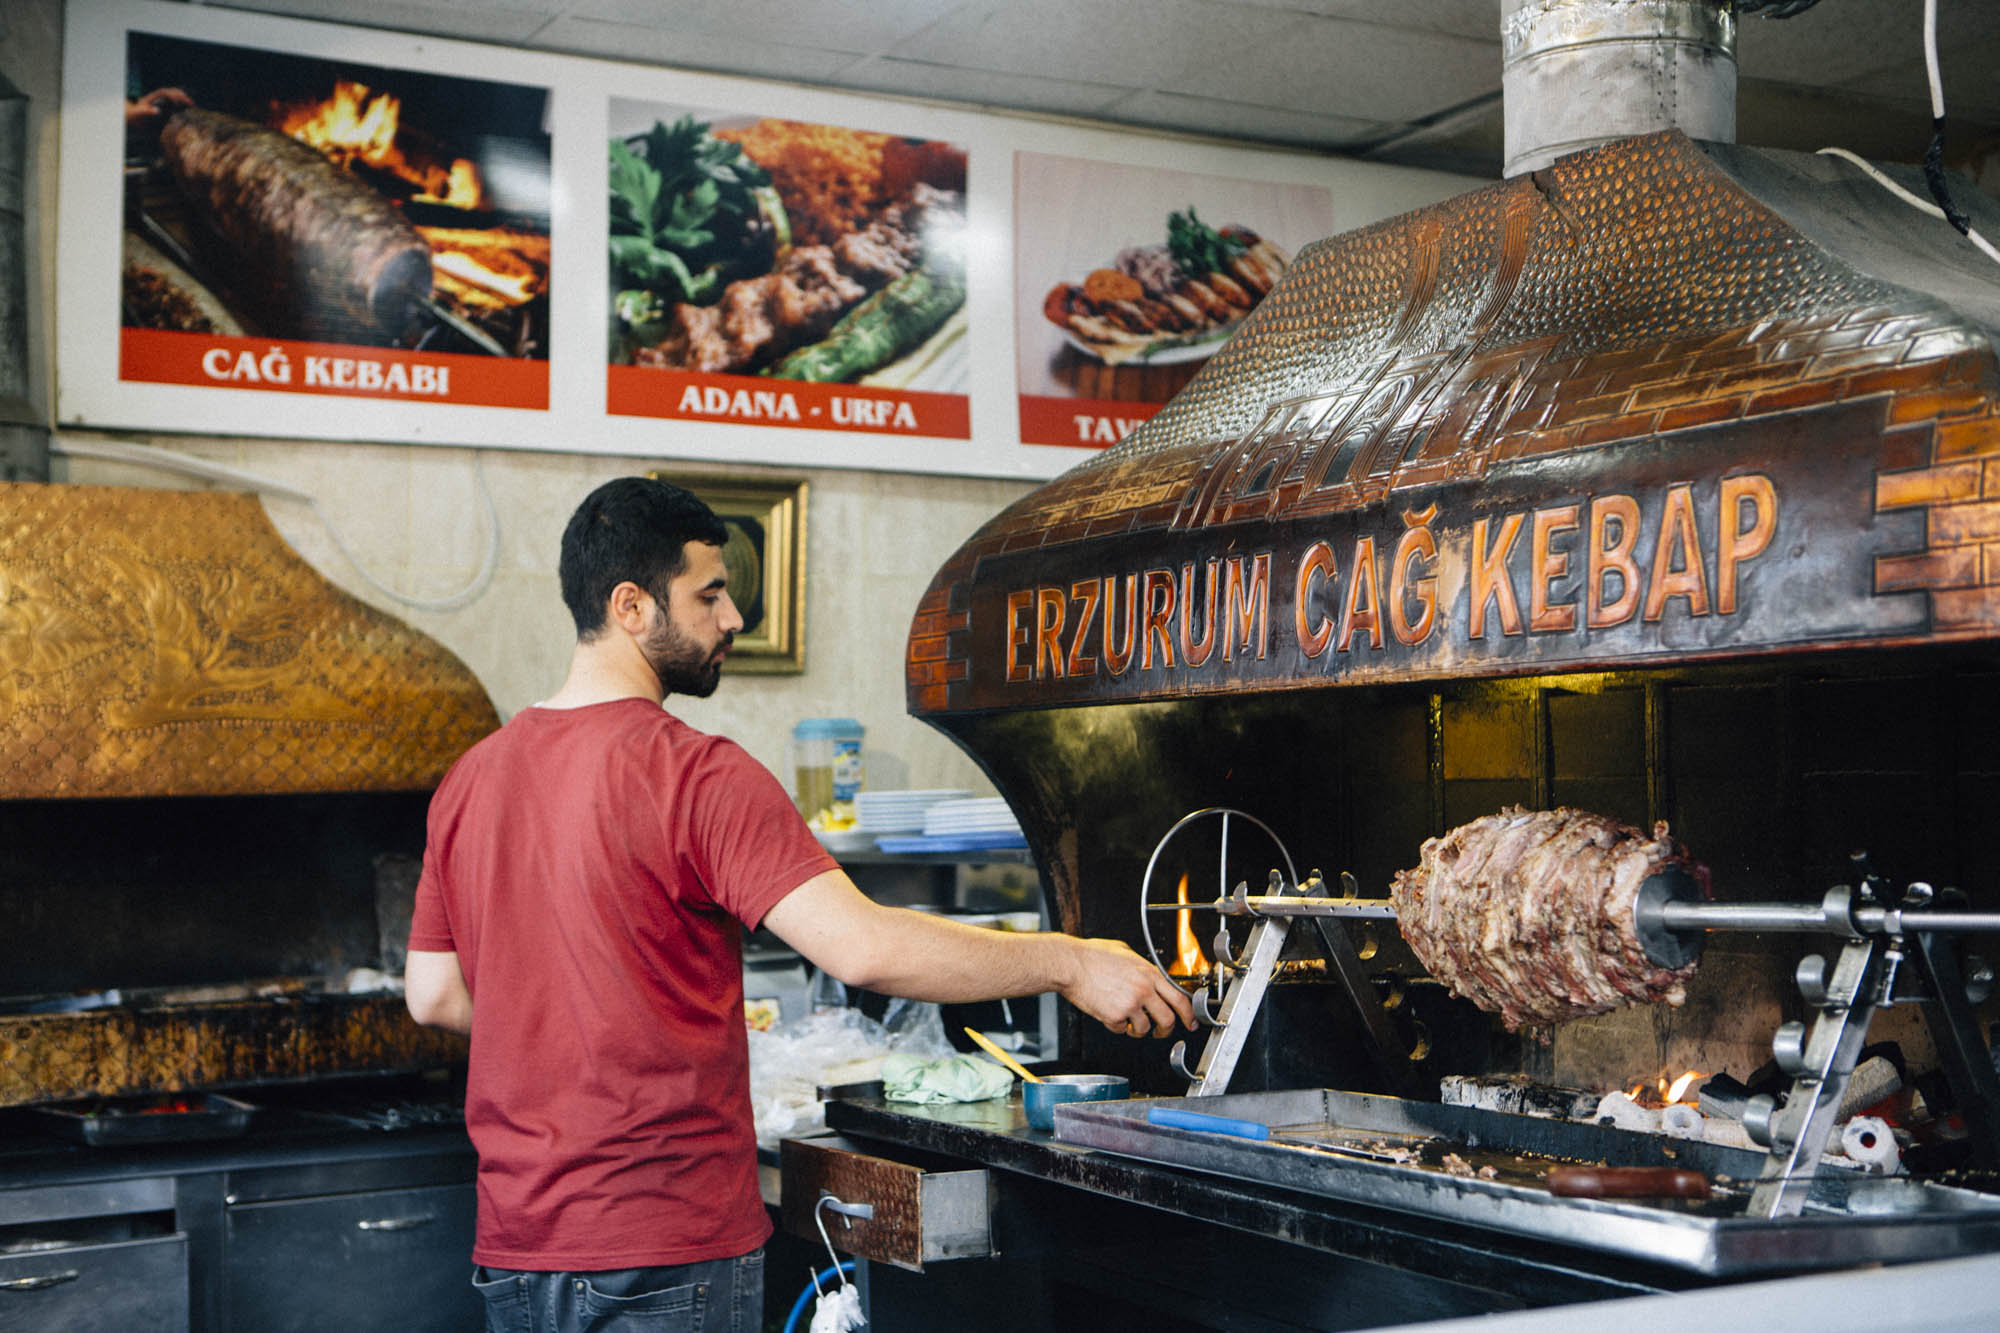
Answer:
[
  {"left": 606, "top": 98, "right": 971, "bottom": 440},
  {"left": 1013, "top": 150, "right": 1333, "bottom": 450}
]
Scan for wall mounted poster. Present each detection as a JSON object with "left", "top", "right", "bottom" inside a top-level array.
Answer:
[
  {"left": 605, "top": 104, "right": 971, "bottom": 440},
  {"left": 1014, "top": 152, "right": 1334, "bottom": 450},
  {"left": 117, "top": 29, "right": 553, "bottom": 410},
  {"left": 60, "top": 0, "right": 1477, "bottom": 477}
]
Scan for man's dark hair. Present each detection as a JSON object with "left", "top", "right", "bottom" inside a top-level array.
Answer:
[{"left": 559, "top": 477, "right": 730, "bottom": 636}]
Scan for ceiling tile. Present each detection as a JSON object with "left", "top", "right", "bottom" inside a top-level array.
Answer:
[
  {"left": 1166, "top": 15, "right": 1498, "bottom": 124},
  {"left": 834, "top": 56, "right": 1133, "bottom": 123},
  {"left": 1099, "top": 88, "right": 1392, "bottom": 150},
  {"left": 556, "top": 0, "right": 961, "bottom": 58},
  {"left": 1205, "top": 0, "right": 1504, "bottom": 44},
  {"left": 229, "top": 0, "right": 557, "bottom": 45},
  {"left": 1838, "top": 33, "right": 2000, "bottom": 121},
  {"left": 1734, "top": 0, "right": 1925, "bottom": 86},
  {"left": 534, "top": 16, "right": 864, "bottom": 86},
  {"left": 890, "top": 0, "right": 1297, "bottom": 88}
]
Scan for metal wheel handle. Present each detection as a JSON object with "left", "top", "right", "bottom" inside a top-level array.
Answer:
[{"left": 1137, "top": 806, "right": 1300, "bottom": 987}]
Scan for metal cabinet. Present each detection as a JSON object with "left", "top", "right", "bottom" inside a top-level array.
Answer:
[
  {"left": 0, "top": 1126, "right": 479, "bottom": 1332},
  {"left": 0, "top": 1233, "right": 189, "bottom": 1332},
  {"left": 224, "top": 1180, "right": 479, "bottom": 1332},
  {"left": 0, "top": 1177, "right": 187, "bottom": 1333}
]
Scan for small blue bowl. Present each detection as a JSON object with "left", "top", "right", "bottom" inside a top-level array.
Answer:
[{"left": 1022, "top": 1074, "right": 1129, "bottom": 1132}]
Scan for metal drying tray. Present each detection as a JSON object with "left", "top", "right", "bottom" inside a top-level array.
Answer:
[
  {"left": 34, "top": 1093, "right": 258, "bottom": 1147},
  {"left": 1054, "top": 1088, "right": 2000, "bottom": 1276}
]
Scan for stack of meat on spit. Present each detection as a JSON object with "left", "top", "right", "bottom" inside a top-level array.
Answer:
[
  {"left": 1391, "top": 807, "right": 1709, "bottom": 1030},
  {"left": 157, "top": 107, "right": 434, "bottom": 342}
]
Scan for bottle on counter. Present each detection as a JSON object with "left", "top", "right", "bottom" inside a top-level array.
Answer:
[{"left": 791, "top": 717, "right": 864, "bottom": 824}]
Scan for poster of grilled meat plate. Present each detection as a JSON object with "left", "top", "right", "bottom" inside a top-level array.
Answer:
[
  {"left": 118, "top": 29, "right": 553, "bottom": 409},
  {"left": 605, "top": 101, "right": 971, "bottom": 440},
  {"left": 1015, "top": 151, "right": 1332, "bottom": 450}
]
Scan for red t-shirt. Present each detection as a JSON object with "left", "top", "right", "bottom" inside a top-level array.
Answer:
[{"left": 408, "top": 698, "right": 837, "bottom": 1270}]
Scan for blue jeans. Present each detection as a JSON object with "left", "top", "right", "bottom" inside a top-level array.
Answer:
[{"left": 472, "top": 1249, "right": 764, "bottom": 1333}]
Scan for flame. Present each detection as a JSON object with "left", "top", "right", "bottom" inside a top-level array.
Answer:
[
  {"left": 420, "top": 226, "right": 550, "bottom": 310},
  {"left": 1626, "top": 1070, "right": 1703, "bottom": 1107},
  {"left": 1167, "top": 873, "right": 1209, "bottom": 978},
  {"left": 282, "top": 81, "right": 488, "bottom": 210}
]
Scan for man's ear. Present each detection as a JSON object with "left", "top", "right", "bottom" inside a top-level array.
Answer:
[{"left": 607, "top": 580, "right": 653, "bottom": 635}]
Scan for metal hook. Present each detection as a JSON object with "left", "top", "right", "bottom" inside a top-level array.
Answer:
[{"left": 814, "top": 1193, "right": 874, "bottom": 1292}]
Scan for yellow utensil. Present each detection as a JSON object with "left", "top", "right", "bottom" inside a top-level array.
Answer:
[{"left": 964, "top": 1026, "right": 1041, "bottom": 1083}]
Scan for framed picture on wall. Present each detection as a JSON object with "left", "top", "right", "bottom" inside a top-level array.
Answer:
[{"left": 647, "top": 472, "right": 807, "bottom": 673}]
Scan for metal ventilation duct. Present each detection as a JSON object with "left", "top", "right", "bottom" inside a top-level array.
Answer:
[{"left": 1503, "top": 0, "right": 1737, "bottom": 177}]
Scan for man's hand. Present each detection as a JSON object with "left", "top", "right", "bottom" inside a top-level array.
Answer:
[{"left": 1059, "top": 936, "right": 1197, "bottom": 1038}]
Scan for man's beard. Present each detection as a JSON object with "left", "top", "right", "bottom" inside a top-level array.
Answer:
[{"left": 642, "top": 610, "right": 728, "bottom": 698}]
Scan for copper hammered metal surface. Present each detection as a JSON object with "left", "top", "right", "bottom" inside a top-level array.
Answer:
[
  {"left": 0, "top": 995, "right": 468, "bottom": 1108},
  {"left": 0, "top": 484, "right": 499, "bottom": 797},
  {"left": 780, "top": 1138, "right": 928, "bottom": 1270},
  {"left": 908, "top": 132, "right": 2000, "bottom": 716},
  {"left": 1104, "top": 132, "right": 1912, "bottom": 466}
]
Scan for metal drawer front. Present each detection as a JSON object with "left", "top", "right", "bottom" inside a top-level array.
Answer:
[
  {"left": 780, "top": 1136, "right": 992, "bottom": 1272},
  {"left": 0, "top": 1234, "right": 188, "bottom": 1333},
  {"left": 225, "top": 1181, "right": 478, "bottom": 1331}
]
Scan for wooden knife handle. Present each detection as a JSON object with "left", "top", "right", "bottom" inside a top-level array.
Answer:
[{"left": 1546, "top": 1165, "right": 1711, "bottom": 1200}]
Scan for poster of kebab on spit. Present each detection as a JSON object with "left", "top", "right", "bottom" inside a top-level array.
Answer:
[
  {"left": 603, "top": 100, "right": 973, "bottom": 441},
  {"left": 117, "top": 30, "right": 554, "bottom": 410}
]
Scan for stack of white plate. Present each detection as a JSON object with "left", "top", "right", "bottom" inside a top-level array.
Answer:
[
  {"left": 921, "top": 797, "right": 1022, "bottom": 838},
  {"left": 853, "top": 789, "right": 972, "bottom": 834}
]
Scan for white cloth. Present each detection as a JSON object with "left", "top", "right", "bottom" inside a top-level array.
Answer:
[
  {"left": 880, "top": 1052, "right": 1013, "bottom": 1105},
  {"left": 809, "top": 1282, "right": 866, "bottom": 1332}
]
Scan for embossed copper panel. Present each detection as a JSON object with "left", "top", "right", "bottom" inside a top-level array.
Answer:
[
  {"left": 909, "top": 132, "right": 2000, "bottom": 718},
  {"left": 0, "top": 994, "right": 467, "bottom": 1109},
  {"left": 0, "top": 483, "right": 499, "bottom": 796}
]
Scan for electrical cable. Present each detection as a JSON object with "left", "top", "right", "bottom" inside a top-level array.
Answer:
[
  {"left": 1814, "top": 0, "right": 2000, "bottom": 269},
  {"left": 47, "top": 437, "right": 502, "bottom": 611}
]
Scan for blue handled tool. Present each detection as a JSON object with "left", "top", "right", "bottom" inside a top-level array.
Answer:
[{"left": 1146, "top": 1105, "right": 1271, "bottom": 1140}]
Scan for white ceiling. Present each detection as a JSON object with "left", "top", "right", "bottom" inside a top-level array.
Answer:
[{"left": 202, "top": 0, "right": 2000, "bottom": 182}]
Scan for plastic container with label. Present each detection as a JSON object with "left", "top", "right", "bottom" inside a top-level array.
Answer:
[{"left": 792, "top": 717, "right": 864, "bottom": 818}]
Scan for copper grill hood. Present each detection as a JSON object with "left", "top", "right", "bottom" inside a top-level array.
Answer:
[
  {"left": 0, "top": 483, "right": 497, "bottom": 1107},
  {"left": 914, "top": 128, "right": 2000, "bottom": 720},
  {"left": 905, "top": 38, "right": 2000, "bottom": 1089}
]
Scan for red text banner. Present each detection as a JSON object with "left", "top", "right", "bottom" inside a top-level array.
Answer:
[
  {"left": 1017, "top": 394, "right": 1163, "bottom": 449},
  {"left": 609, "top": 367, "right": 970, "bottom": 440},
  {"left": 120, "top": 329, "right": 549, "bottom": 410}
]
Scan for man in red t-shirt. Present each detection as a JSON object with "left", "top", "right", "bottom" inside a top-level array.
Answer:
[{"left": 407, "top": 476, "right": 1193, "bottom": 1333}]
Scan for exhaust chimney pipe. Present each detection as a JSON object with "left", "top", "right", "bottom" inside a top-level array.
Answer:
[{"left": 1502, "top": 0, "right": 1737, "bottom": 177}]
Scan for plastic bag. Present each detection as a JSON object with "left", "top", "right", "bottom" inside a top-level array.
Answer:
[
  {"left": 878, "top": 996, "right": 953, "bottom": 1058},
  {"left": 747, "top": 1006, "right": 895, "bottom": 1145}
]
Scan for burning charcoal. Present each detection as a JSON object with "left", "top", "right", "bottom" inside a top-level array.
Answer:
[
  {"left": 1838, "top": 1115, "right": 1903, "bottom": 1173},
  {"left": 1439, "top": 1074, "right": 1599, "bottom": 1120},
  {"left": 1661, "top": 1103, "right": 1705, "bottom": 1139},
  {"left": 1696, "top": 1072, "right": 1751, "bottom": 1120},
  {"left": 1839, "top": 1055, "right": 1903, "bottom": 1119},
  {"left": 1593, "top": 1090, "right": 1661, "bottom": 1134}
]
